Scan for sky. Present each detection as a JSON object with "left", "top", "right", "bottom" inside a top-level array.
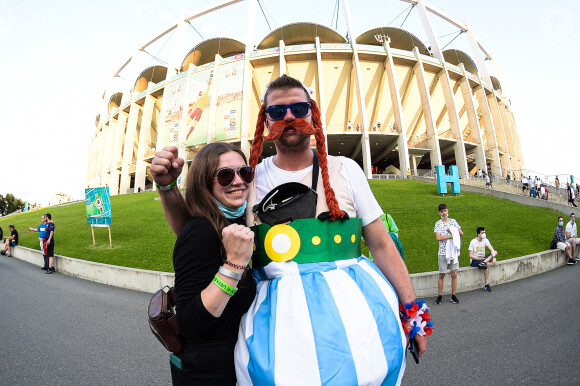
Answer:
[{"left": 0, "top": 0, "right": 578, "bottom": 206}]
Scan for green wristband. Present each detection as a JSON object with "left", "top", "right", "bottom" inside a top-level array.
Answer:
[
  {"left": 212, "top": 274, "right": 237, "bottom": 296},
  {"left": 156, "top": 181, "right": 176, "bottom": 191}
]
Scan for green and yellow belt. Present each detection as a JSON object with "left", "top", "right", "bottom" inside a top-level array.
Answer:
[{"left": 251, "top": 218, "right": 362, "bottom": 268}]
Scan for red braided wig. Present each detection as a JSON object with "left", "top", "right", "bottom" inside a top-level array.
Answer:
[{"left": 249, "top": 100, "right": 346, "bottom": 221}]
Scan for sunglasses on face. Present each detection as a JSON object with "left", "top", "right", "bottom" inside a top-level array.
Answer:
[
  {"left": 214, "top": 166, "right": 255, "bottom": 187},
  {"left": 266, "top": 102, "right": 311, "bottom": 121}
]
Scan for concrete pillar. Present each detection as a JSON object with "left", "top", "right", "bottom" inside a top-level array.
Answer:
[
  {"left": 279, "top": 40, "right": 286, "bottom": 76},
  {"left": 207, "top": 54, "right": 221, "bottom": 143},
  {"left": 315, "top": 36, "right": 329, "bottom": 153},
  {"left": 135, "top": 83, "right": 157, "bottom": 193},
  {"left": 343, "top": 0, "right": 372, "bottom": 178},
  {"left": 383, "top": 39, "right": 410, "bottom": 175},
  {"left": 108, "top": 111, "right": 128, "bottom": 195},
  {"left": 413, "top": 47, "right": 441, "bottom": 169},
  {"left": 487, "top": 93, "right": 510, "bottom": 175},
  {"left": 439, "top": 64, "right": 469, "bottom": 178},
  {"left": 499, "top": 99, "right": 519, "bottom": 173},
  {"left": 458, "top": 64, "right": 486, "bottom": 172},
  {"left": 95, "top": 125, "right": 107, "bottom": 186},
  {"left": 239, "top": 0, "right": 257, "bottom": 159},
  {"left": 474, "top": 80, "right": 501, "bottom": 171},
  {"left": 120, "top": 102, "right": 141, "bottom": 194}
]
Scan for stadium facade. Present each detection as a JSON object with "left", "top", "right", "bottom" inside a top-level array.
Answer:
[{"left": 86, "top": 0, "right": 524, "bottom": 195}]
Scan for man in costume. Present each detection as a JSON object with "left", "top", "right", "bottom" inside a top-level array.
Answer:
[{"left": 151, "top": 75, "right": 430, "bottom": 385}]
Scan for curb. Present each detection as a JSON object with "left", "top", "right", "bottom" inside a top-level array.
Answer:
[{"left": 10, "top": 246, "right": 567, "bottom": 296}]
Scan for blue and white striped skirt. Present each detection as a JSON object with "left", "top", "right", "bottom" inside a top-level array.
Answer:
[{"left": 235, "top": 256, "right": 407, "bottom": 385}]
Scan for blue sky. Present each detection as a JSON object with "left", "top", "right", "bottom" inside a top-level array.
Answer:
[{"left": 0, "top": 0, "right": 578, "bottom": 205}]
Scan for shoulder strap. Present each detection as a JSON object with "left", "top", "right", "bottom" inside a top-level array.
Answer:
[{"left": 311, "top": 151, "right": 319, "bottom": 191}]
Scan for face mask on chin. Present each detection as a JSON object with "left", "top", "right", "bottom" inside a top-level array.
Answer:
[
  {"left": 481, "top": 233, "right": 487, "bottom": 239},
  {"left": 559, "top": 221, "right": 564, "bottom": 226},
  {"left": 440, "top": 215, "right": 448, "bottom": 220}
]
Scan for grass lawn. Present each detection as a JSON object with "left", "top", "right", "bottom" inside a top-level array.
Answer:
[{"left": 1, "top": 180, "right": 565, "bottom": 274}]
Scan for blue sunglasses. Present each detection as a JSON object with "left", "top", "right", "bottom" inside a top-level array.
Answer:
[{"left": 266, "top": 102, "right": 311, "bottom": 120}]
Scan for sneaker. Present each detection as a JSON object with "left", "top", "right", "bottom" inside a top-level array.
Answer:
[
  {"left": 45, "top": 269, "right": 52, "bottom": 274},
  {"left": 40, "top": 266, "right": 48, "bottom": 270},
  {"left": 49, "top": 267, "right": 56, "bottom": 273},
  {"left": 435, "top": 295, "right": 442, "bottom": 304},
  {"left": 567, "top": 259, "right": 575, "bottom": 265},
  {"left": 485, "top": 284, "right": 491, "bottom": 292},
  {"left": 450, "top": 295, "right": 459, "bottom": 304}
]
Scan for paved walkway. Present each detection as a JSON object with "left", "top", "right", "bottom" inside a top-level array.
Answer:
[{"left": 1, "top": 254, "right": 578, "bottom": 385}]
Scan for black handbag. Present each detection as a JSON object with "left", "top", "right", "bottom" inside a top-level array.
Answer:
[
  {"left": 148, "top": 286, "right": 182, "bottom": 353},
  {"left": 253, "top": 152, "right": 319, "bottom": 226}
]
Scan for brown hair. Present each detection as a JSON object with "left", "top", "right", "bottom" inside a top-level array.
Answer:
[
  {"left": 262, "top": 74, "right": 312, "bottom": 108},
  {"left": 185, "top": 142, "right": 248, "bottom": 238}
]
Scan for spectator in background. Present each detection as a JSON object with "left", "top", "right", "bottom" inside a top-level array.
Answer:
[
  {"left": 522, "top": 174, "right": 528, "bottom": 194},
  {"left": 506, "top": 174, "right": 510, "bottom": 183},
  {"left": 44, "top": 214, "right": 56, "bottom": 274},
  {"left": 568, "top": 182, "right": 577, "bottom": 207},
  {"left": 554, "top": 216, "right": 575, "bottom": 265},
  {"left": 0, "top": 225, "right": 3, "bottom": 242},
  {"left": 530, "top": 184, "right": 537, "bottom": 198},
  {"left": 545, "top": 185, "right": 549, "bottom": 201},
  {"left": 2, "top": 225, "right": 18, "bottom": 257},
  {"left": 566, "top": 213, "right": 579, "bottom": 261},
  {"left": 29, "top": 214, "right": 49, "bottom": 271},
  {"left": 468, "top": 227, "right": 498, "bottom": 292},
  {"left": 540, "top": 184, "right": 546, "bottom": 200},
  {"left": 555, "top": 176, "right": 560, "bottom": 193},
  {"left": 434, "top": 203, "right": 463, "bottom": 304}
]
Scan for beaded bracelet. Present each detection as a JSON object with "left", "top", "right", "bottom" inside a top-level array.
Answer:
[
  {"left": 212, "top": 275, "right": 238, "bottom": 296},
  {"left": 399, "top": 299, "right": 433, "bottom": 338},
  {"left": 223, "top": 260, "right": 249, "bottom": 270}
]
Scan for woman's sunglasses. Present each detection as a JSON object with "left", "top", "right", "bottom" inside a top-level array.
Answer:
[
  {"left": 214, "top": 166, "right": 255, "bottom": 187},
  {"left": 266, "top": 102, "right": 311, "bottom": 121}
]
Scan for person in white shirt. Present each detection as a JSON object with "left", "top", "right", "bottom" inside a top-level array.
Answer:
[
  {"left": 468, "top": 227, "right": 498, "bottom": 292},
  {"left": 434, "top": 203, "right": 464, "bottom": 304},
  {"left": 565, "top": 213, "right": 579, "bottom": 260}
]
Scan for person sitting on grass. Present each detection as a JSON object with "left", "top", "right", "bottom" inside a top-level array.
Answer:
[
  {"left": 553, "top": 216, "right": 575, "bottom": 265},
  {"left": 468, "top": 227, "right": 498, "bottom": 292}
]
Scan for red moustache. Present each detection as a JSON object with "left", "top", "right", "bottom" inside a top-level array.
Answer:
[{"left": 264, "top": 118, "right": 318, "bottom": 141}]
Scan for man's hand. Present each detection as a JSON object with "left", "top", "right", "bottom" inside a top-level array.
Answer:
[{"left": 150, "top": 146, "right": 184, "bottom": 187}]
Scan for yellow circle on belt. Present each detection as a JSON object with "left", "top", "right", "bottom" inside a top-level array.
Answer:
[
  {"left": 351, "top": 234, "right": 356, "bottom": 243},
  {"left": 312, "top": 236, "right": 321, "bottom": 245},
  {"left": 334, "top": 234, "right": 342, "bottom": 243},
  {"left": 264, "top": 224, "right": 301, "bottom": 262}
]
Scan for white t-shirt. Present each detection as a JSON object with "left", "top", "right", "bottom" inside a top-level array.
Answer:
[
  {"left": 256, "top": 156, "right": 382, "bottom": 226},
  {"left": 566, "top": 221, "right": 577, "bottom": 238},
  {"left": 468, "top": 238, "right": 492, "bottom": 262},
  {"left": 434, "top": 218, "right": 461, "bottom": 255}
]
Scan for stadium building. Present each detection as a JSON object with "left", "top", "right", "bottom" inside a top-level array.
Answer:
[{"left": 86, "top": 0, "right": 524, "bottom": 195}]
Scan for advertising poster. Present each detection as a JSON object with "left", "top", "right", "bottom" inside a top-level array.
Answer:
[
  {"left": 185, "top": 69, "right": 213, "bottom": 146},
  {"left": 215, "top": 59, "right": 244, "bottom": 141},
  {"left": 162, "top": 76, "right": 187, "bottom": 147},
  {"left": 85, "top": 187, "right": 112, "bottom": 225}
]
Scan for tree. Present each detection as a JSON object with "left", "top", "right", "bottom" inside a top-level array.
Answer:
[{"left": 0, "top": 193, "right": 25, "bottom": 216}]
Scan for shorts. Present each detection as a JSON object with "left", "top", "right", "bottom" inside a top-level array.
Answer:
[
  {"left": 567, "top": 238, "right": 580, "bottom": 245},
  {"left": 189, "top": 107, "right": 203, "bottom": 122},
  {"left": 470, "top": 254, "right": 491, "bottom": 268},
  {"left": 45, "top": 243, "right": 55, "bottom": 257},
  {"left": 557, "top": 242, "right": 569, "bottom": 252},
  {"left": 438, "top": 254, "right": 459, "bottom": 273}
]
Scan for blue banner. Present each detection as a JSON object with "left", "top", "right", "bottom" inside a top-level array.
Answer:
[{"left": 85, "top": 187, "right": 112, "bottom": 225}]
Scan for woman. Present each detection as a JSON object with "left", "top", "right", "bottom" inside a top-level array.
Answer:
[{"left": 169, "top": 143, "right": 256, "bottom": 385}]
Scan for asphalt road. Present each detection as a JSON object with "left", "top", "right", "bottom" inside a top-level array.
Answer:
[{"left": 1, "top": 254, "right": 579, "bottom": 385}]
